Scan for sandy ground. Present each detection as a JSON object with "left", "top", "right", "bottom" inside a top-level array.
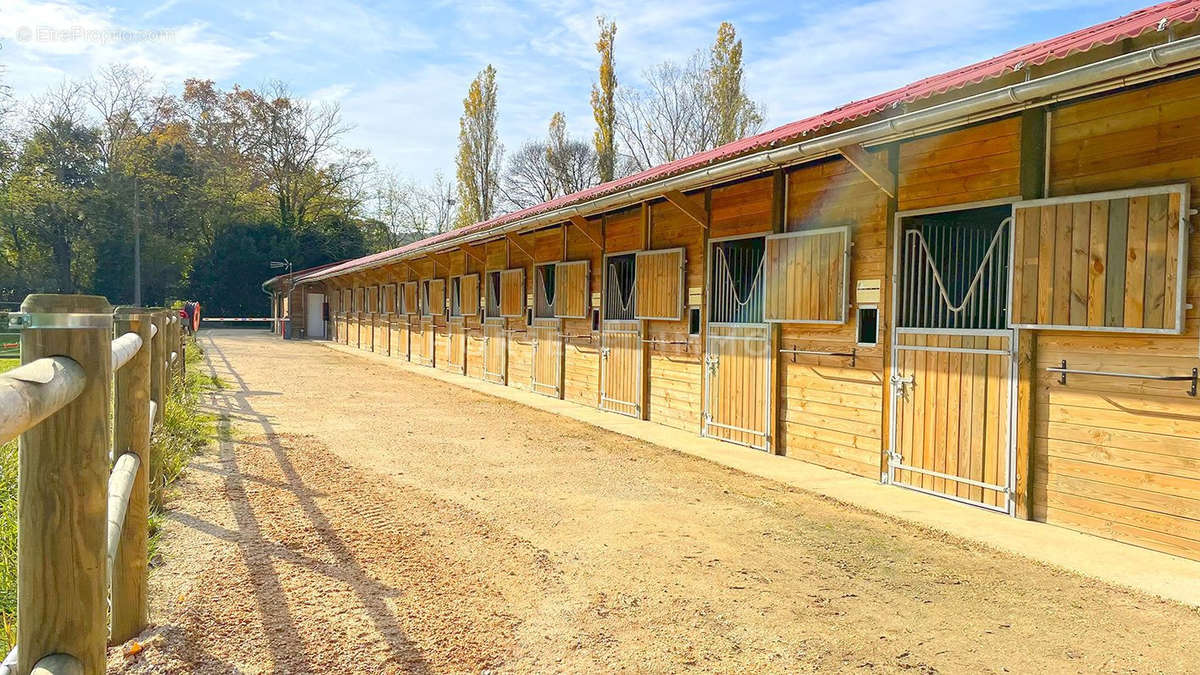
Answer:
[{"left": 108, "top": 330, "right": 1200, "bottom": 673}]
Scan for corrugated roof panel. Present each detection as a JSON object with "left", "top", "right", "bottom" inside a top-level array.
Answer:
[{"left": 302, "top": 0, "right": 1200, "bottom": 282}]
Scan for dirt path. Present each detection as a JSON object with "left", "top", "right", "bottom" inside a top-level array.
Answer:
[{"left": 109, "top": 330, "right": 1200, "bottom": 673}]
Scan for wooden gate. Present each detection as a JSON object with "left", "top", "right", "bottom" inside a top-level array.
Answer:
[
  {"left": 703, "top": 325, "right": 773, "bottom": 450},
  {"left": 703, "top": 235, "right": 772, "bottom": 451},
  {"left": 482, "top": 319, "right": 507, "bottom": 384},
  {"left": 888, "top": 205, "right": 1014, "bottom": 512},
  {"left": 390, "top": 316, "right": 408, "bottom": 360},
  {"left": 445, "top": 318, "right": 467, "bottom": 374},
  {"left": 530, "top": 319, "right": 563, "bottom": 397},
  {"left": 600, "top": 321, "right": 642, "bottom": 417}
]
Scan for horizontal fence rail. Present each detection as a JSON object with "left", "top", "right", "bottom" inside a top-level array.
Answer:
[{"left": 0, "top": 297, "right": 189, "bottom": 675}]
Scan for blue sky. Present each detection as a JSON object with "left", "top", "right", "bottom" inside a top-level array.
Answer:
[{"left": 0, "top": 0, "right": 1155, "bottom": 184}]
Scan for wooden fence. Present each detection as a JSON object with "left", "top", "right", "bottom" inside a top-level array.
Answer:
[{"left": 0, "top": 295, "right": 187, "bottom": 675}]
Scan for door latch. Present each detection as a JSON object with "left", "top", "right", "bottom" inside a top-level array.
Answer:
[{"left": 890, "top": 374, "right": 913, "bottom": 398}]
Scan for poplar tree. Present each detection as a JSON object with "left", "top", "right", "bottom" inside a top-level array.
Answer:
[
  {"left": 708, "top": 22, "right": 762, "bottom": 146},
  {"left": 455, "top": 65, "right": 502, "bottom": 227},
  {"left": 590, "top": 17, "right": 618, "bottom": 183}
]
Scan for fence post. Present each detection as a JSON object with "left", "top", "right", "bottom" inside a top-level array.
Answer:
[
  {"left": 149, "top": 311, "right": 164, "bottom": 425},
  {"left": 17, "top": 294, "right": 113, "bottom": 675},
  {"left": 110, "top": 307, "right": 152, "bottom": 644}
]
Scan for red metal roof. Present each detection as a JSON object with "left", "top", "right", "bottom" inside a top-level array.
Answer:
[
  {"left": 303, "top": 0, "right": 1200, "bottom": 282},
  {"left": 263, "top": 259, "right": 345, "bottom": 289}
]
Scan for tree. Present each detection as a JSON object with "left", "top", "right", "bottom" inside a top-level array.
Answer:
[
  {"left": 455, "top": 65, "right": 502, "bottom": 227},
  {"left": 241, "top": 81, "right": 372, "bottom": 229},
  {"left": 372, "top": 170, "right": 456, "bottom": 248},
  {"left": 590, "top": 17, "right": 618, "bottom": 183},
  {"left": 616, "top": 55, "right": 712, "bottom": 171},
  {"left": 708, "top": 22, "right": 762, "bottom": 146},
  {"left": 502, "top": 113, "right": 597, "bottom": 211},
  {"left": 615, "top": 23, "right": 764, "bottom": 172}
]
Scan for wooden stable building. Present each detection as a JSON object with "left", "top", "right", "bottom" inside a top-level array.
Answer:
[{"left": 266, "top": 1, "right": 1200, "bottom": 562}]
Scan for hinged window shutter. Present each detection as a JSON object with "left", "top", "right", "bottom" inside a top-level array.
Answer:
[
  {"left": 764, "top": 226, "right": 850, "bottom": 323},
  {"left": 500, "top": 268, "right": 526, "bottom": 317},
  {"left": 403, "top": 282, "right": 417, "bottom": 314},
  {"left": 460, "top": 274, "right": 480, "bottom": 315},
  {"left": 635, "top": 248, "right": 685, "bottom": 320},
  {"left": 1010, "top": 184, "right": 1189, "bottom": 333},
  {"left": 428, "top": 278, "right": 446, "bottom": 316},
  {"left": 555, "top": 261, "right": 590, "bottom": 318}
]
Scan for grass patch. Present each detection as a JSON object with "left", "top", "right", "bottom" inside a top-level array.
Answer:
[{"left": 0, "top": 334, "right": 216, "bottom": 653}]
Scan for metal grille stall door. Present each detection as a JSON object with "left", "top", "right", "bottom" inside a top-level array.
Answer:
[
  {"left": 482, "top": 320, "right": 507, "bottom": 384},
  {"left": 530, "top": 319, "right": 563, "bottom": 397},
  {"left": 600, "top": 321, "right": 642, "bottom": 417},
  {"left": 445, "top": 318, "right": 467, "bottom": 374},
  {"left": 890, "top": 333, "right": 1013, "bottom": 511},
  {"left": 703, "top": 325, "right": 772, "bottom": 451},
  {"left": 889, "top": 207, "right": 1015, "bottom": 512}
]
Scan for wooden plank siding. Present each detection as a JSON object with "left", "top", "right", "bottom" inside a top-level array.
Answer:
[
  {"left": 897, "top": 116, "right": 1022, "bottom": 212},
  {"left": 647, "top": 199, "right": 705, "bottom": 432},
  {"left": 779, "top": 155, "right": 889, "bottom": 478},
  {"left": 1033, "top": 72, "right": 1200, "bottom": 560}
]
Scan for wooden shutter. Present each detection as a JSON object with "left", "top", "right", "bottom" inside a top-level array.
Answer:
[
  {"left": 403, "top": 282, "right": 417, "bottom": 314},
  {"left": 555, "top": 261, "right": 590, "bottom": 318},
  {"left": 1011, "top": 185, "right": 1188, "bottom": 333},
  {"left": 764, "top": 226, "right": 850, "bottom": 323},
  {"left": 635, "top": 248, "right": 685, "bottom": 320},
  {"left": 426, "top": 278, "right": 446, "bottom": 316},
  {"left": 500, "top": 268, "right": 525, "bottom": 317},
  {"left": 461, "top": 274, "right": 479, "bottom": 315}
]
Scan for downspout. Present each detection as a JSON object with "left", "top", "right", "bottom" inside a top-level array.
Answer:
[{"left": 305, "top": 33, "right": 1200, "bottom": 282}]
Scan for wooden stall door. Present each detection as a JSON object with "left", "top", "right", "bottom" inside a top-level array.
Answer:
[
  {"left": 389, "top": 317, "right": 406, "bottom": 360},
  {"left": 891, "top": 333, "right": 1013, "bottom": 511},
  {"left": 889, "top": 205, "right": 1015, "bottom": 511},
  {"left": 482, "top": 319, "right": 507, "bottom": 384},
  {"left": 530, "top": 319, "right": 563, "bottom": 397},
  {"left": 446, "top": 318, "right": 467, "bottom": 375},
  {"left": 703, "top": 325, "right": 773, "bottom": 450},
  {"left": 600, "top": 320, "right": 642, "bottom": 417},
  {"left": 414, "top": 317, "right": 436, "bottom": 367}
]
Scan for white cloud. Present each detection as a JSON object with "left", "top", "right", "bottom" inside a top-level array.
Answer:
[{"left": 0, "top": 0, "right": 256, "bottom": 96}]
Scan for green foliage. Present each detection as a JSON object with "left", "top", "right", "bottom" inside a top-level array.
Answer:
[
  {"left": 455, "top": 65, "right": 502, "bottom": 228},
  {"left": 0, "top": 70, "right": 376, "bottom": 308}
]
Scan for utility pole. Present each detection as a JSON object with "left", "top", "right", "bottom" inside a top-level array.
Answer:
[{"left": 133, "top": 174, "right": 142, "bottom": 306}]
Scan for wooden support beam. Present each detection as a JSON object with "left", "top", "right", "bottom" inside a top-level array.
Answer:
[
  {"left": 460, "top": 243, "right": 486, "bottom": 264},
  {"left": 569, "top": 215, "right": 604, "bottom": 250},
  {"left": 662, "top": 189, "right": 708, "bottom": 229},
  {"left": 837, "top": 144, "right": 896, "bottom": 198},
  {"left": 506, "top": 232, "right": 534, "bottom": 260},
  {"left": 428, "top": 251, "right": 450, "bottom": 273}
]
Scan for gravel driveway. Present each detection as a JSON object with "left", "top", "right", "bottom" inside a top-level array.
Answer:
[{"left": 108, "top": 330, "right": 1200, "bottom": 673}]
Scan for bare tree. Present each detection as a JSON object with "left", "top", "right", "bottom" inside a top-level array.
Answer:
[
  {"left": 501, "top": 113, "right": 598, "bottom": 212},
  {"left": 616, "top": 23, "right": 763, "bottom": 172},
  {"left": 86, "top": 64, "right": 157, "bottom": 172},
  {"left": 243, "top": 80, "right": 372, "bottom": 228},
  {"left": 374, "top": 170, "right": 456, "bottom": 246},
  {"left": 616, "top": 54, "right": 715, "bottom": 172}
]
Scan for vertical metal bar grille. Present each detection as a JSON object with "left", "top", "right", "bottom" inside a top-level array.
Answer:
[
  {"left": 535, "top": 264, "right": 557, "bottom": 318},
  {"left": 604, "top": 254, "right": 637, "bottom": 320},
  {"left": 450, "top": 277, "right": 462, "bottom": 316},
  {"left": 898, "top": 212, "right": 1011, "bottom": 330},
  {"left": 709, "top": 238, "right": 766, "bottom": 324},
  {"left": 485, "top": 271, "right": 502, "bottom": 318}
]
